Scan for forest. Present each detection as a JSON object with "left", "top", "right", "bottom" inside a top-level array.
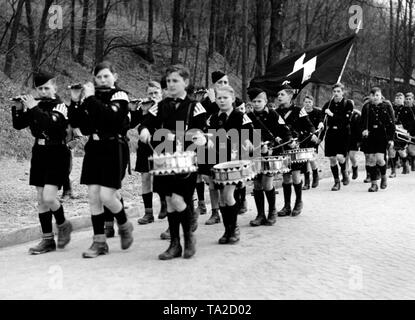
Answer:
[{"left": 0, "top": 0, "right": 414, "bottom": 157}]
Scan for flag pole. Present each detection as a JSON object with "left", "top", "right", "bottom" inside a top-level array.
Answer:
[
  {"left": 319, "top": 21, "right": 362, "bottom": 142},
  {"left": 337, "top": 19, "right": 362, "bottom": 83}
]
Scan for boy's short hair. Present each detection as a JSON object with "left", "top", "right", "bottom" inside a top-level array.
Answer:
[
  {"left": 332, "top": 83, "right": 344, "bottom": 90},
  {"left": 147, "top": 81, "right": 161, "bottom": 91},
  {"left": 215, "top": 85, "right": 235, "bottom": 97},
  {"left": 395, "top": 92, "right": 404, "bottom": 98},
  {"left": 165, "top": 64, "right": 190, "bottom": 81},
  {"left": 405, "top": 92, "right": 414, "bottom": 98},
  {"left": 304, "top": 95, "right": 314, "bottom": 101},
  {"left": 370, "top": 87, "right": 382, "bottom": 95}
]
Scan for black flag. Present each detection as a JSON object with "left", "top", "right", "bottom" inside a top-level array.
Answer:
[{"left": 249, "top": 34, "right": 356, "bottom": 95}]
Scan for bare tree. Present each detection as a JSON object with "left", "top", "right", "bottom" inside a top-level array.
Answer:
[
  {"left": 255, "top": 0, "right": 266, "bottom": 76},
  {"left": 241, "top": 0, "right": 248, "bottom": 101},
  {"left": 77, "top": 0, "right": 90, "bottom": 64},
  {"left": 4, "top": 0, "right": 25, "bottom": 78},
  {"left": 147, "top": 0, "right": 154, "bottom": 61},
  {"left": 171, "top": 0, "right": 182, "bottom": 64},
  {"left": 266, "top": 0, "right": 286, "bottom": 69},
  {"left": 96, "top": 0, "right": 105, "bottom": 63}
]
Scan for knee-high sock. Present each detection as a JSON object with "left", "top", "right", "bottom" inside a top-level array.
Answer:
[
  {"left": 264, "top": 188, "right": 276, "bottom": 212},
  {"left": 282, "top": 183, "right": 292, "bottom": 206},
  {"left": 293, "top": 182, "right": 303, "bottom": 202}
]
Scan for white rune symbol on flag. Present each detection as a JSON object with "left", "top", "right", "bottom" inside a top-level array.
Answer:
[{"left": 287, "top": 53, "right": 317, "bottom": 84}]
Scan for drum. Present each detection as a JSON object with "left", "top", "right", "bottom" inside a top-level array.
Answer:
[
  {"left": 212, "top": 160, "right": 255, "bottom": 185},
  {"left": 252, "top": 156, "right": 290, "bottom": 175},
  {"left": 280, "top": 148, "right": 315, "bottom": 163},
  {"left": 149, "top": 151, "right": 198, "bottom": 175}
]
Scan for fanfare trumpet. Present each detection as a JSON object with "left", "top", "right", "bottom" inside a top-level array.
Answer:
[{"left": 395, "top": 125, "right": 415, "bottom": 145}]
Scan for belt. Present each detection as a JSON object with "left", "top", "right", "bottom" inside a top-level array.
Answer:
[
  {"left": 35, "top": 138, "right": 65, "bottom": 146},
  {"left": 91, "top": 133, "right": 123, "bottom": 141}
]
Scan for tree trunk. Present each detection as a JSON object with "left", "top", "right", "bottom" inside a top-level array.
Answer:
[
  {"left": 255, "top": 0, "right": 266, "bottom": 76},
  {"left": 96, "top": 0, "right": 105, "bottom": 63},
  {"left": 71, "top": 0, "right": 75, "bottom": 58},
  {"left": 404, "top": 0, "right": 414, "bottom": 87},
  {"left": 77, "top": 0, "right": 89, "bottom": 64},
  {"left": 171, "top": 0, "right": 182, "bottom": 64},
  {"left": 35, "top": 0, "right": 54, "bottom": 70},
  {"left": 389, "top": 0, "right": 396, "bottom": 97},
  {"left": 25, "top": 0, "right": 37, "bottom": 71},
  {"left": 266, "top": 0, "right": 286, "bottom": 70},
  {"left": 4, "top": 0, "right": 25, "bottom": 78},
  {"left": 206, "top": 0, "right": 217, "bottom": 86},
  {"left": 147, "top": 0, "right": 154, "bottom": 61},
  {"left": 241, "top": 0, "right": 248, "bottom": 101}
]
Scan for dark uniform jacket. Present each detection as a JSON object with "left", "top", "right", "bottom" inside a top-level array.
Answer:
[
  {"left": 68, "top": 87, "right": 130, "bottom": 138},
  {"left": 12, "top": 97, "right": 68, "bottom": 142},
  {"left": 361, "top": 101, "right": 395, "bottom": 141},
  {"left": 322, "top": 98, "right": 354, "bottom": 131},
  {"left": 139, "top": 94, "right": 207, "bottom": 151},
  {"left": 396, "top": 105, "right": 415, "bottom": 136},
  {"left": 276, "top": 104, "right": 316, "bottom": 143},
  {"left": 201, "top": 96, "right": 220, "bottom": 117},
  {"left": 247, "top": 107, "right": 292, "bottom": 154},
  {"left": 306, "top": 108, "right": 324, "bottom": 130},
  {"left": 206, "top": 109, "right": 254, "bottom": 162}
]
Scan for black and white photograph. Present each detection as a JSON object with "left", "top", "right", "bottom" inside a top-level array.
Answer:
[{"left": 0, "top": 0, "right": 414, "bottom": 308}]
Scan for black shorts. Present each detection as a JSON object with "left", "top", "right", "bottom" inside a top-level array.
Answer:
[
  {"left": 152, "top": 173, "right": 197, "bottom": 200},
  {"left": 324, "top": 128, "right": 350, "bottom": 157},
  {"left": 361, "top": 129, "right": 388, "bottom": 154},
  {"left": 135, "top": 141, "right": 153, "bottom": 173},
  {"left": 81, "top": 138, "right": 129, "bottom": 189},
  {"left": 29, "top": 144, "right": 71, "bottom": 190},
  {"left": 348, "top": 139, "right": 360, "bottom": 152}
]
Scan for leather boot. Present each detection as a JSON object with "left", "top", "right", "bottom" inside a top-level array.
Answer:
[
  {"left": 278, "top": 183, "right": 292, "bottom": 216},
  {"left": 342, "top": 170, "right": 350, "bottom": 185},
  {"left": 302, "top": 172, "right": 310, "bottom": 190},
  {"left": 331, "top": 179, "right": 341, "bottom": 191},
  {"left": 181, "top": 207, "right": 196, "bottom": 259},
  {"left": 205, "top": 208, "right": 221, "bottom": 225},
  {"left": 160, "top": 227, "right": 170, "bottom": 240},
  {"left": 227, "top": 204, "right": 240, "bottom": 244},
  {"left": 82, "top": 234, "right": 109, "bottom": 258},
  {"left": 368, "top": 183, "right": 379, "bottom": 192},
  {"left": 57, "top": 220, "right": 73, "bottom": 249},
  {"left": 411, "top": 156, "right": 415, "bottom": 171},
  {"left": 159, "top": 213, "right": 182, "bottom": 260},
  {"left": 331, "top": 165, "right": 341, "bottom": 190},
  {"left": 138, "top": 208, "right": 154, "bottom": 224},
  {"left": 29, "top": 233, "right": 56, "bottom": 255},
  {"left": 196, "top": 200, "right": 207, "bottom": 215},
  {"left": 250, "top": 189, "right": 267, "bottom": 226},
  {"left": 291, "top": 182, "right": 303, "bottom": 217},
  {"left": 389, "top": 158, "right": 396, "bottom": 178},
  {"left": 264, "top": 188, "right": 277, "bottom": 226},
  {"left": 118, "top": 221, "right": 134, "bottom": 250},
  {"left": 218, "top": 207, "right": 230, "bottom": 244},
  {"left": 311, "top": 169, "right": 319, "bottom": 188}
]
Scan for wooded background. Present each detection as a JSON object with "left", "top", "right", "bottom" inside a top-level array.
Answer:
[
  {"left": 0, "top": 0, "right": 414, "bottom": 157},
  {"left": 1, "top": 0, "right": 414, "bottom": 98}
]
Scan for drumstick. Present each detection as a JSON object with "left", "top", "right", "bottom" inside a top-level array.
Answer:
[{"left": 270, "top": 138, "right": 298, "bottom": 150}]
